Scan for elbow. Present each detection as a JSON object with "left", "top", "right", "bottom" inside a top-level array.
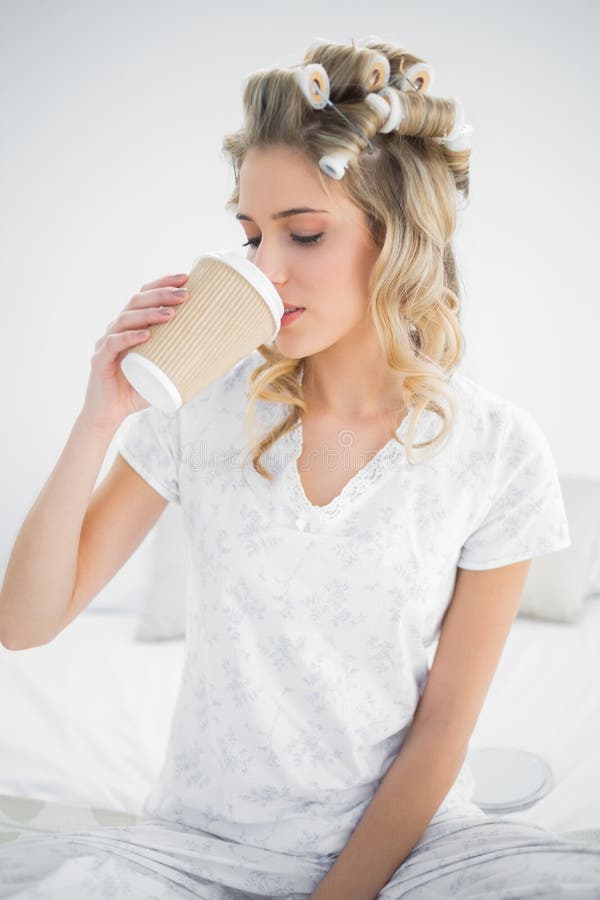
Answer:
[
  {"left": 0, "top": 598, "right": 58, "bottom": 650},
  {"left": 0, "top": 597, "right": 22, "bottom": 649},
  {"left": 0, "top": 619, "right": 51, "bottom": 651},
  {"left": 0, "top": 633, "right": 26, "bottom": 651},
  {"left": 0, "top": 614, "right": 20, "bottom": 649},
  {"left": 0, "top": 633, "right": 38, "bottom": 651}
]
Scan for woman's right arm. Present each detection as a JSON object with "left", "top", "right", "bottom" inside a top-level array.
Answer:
[
  {"left": 0, "top": 272, "right": 189, "bottom": 650},
  {"left": 0, "top": 417, "right": 151, "bottom": 649}
]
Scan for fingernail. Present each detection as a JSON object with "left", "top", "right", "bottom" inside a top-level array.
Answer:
[{"left": 173, "top": 288, "right": 188, "bottom": 297}]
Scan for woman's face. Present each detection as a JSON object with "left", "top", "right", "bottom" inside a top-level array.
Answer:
[{"left": 236, "top": 145, "right": 380, "bottom": 359}]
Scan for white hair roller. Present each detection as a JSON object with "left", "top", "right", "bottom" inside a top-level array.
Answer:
[
  {"left": 442, "top": 97, "right": 465, "bottom": 143},
  {"left": 293, "top": 63, "right": 330, "bottom": 109},
  {"left": 443, "top": 122, "right": 474, "bottom": 152},
  {"left": 364, "top": 91, "right": 389, "bottom": 121},
  {"left": 318, "top": 150, "right": 353, "bottom": 180},
  {"left": 366, "top": 53, "right": 390, "bottom": 91},
  {"left": 366, "top": 86, "right": 405, "bottom": 133},
  {"left": 398, "top": 62, "right": 435, "bottom": 93}
]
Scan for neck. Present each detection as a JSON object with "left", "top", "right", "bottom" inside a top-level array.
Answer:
[{"left": 301, "top": 334, "right": 405, "bottom": 422}]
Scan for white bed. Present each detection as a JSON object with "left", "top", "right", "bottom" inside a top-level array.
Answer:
[
  {"left": 1, "top": 596, "right": 599, "bottom": 843},
  {"left": 0, "top": 610, "right": 184, "bottom": 837}
]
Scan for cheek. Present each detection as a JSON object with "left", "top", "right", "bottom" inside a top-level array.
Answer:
[
  {"left": 297, "top": 240, "right": 375, "bottom": 321},
  {"left": 301, "top": 249, "right": 340, "bottom": 283},
  {"left": 302, "top": 249, "right": 351, "bottom": 302}
]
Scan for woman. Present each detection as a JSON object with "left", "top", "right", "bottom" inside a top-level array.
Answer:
[{"left": 1, "top": 35, "right": 600, "bottom": 900}]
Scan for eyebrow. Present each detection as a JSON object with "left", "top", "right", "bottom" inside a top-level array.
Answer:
[{"left": 235, "top": 206, "right": 330, "bottom": 222}]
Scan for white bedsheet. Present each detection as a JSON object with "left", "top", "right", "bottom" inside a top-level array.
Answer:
[
  {"left": 466, "top": 599, "right": 600, "bottom": 835},
  {"left": 0, "top": 611, "right": 184, "bottom": 813},
  {"left": 1, "top": 601, "right": 599, "bottom": 834}
]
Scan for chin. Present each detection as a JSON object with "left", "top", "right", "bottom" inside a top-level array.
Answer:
[
  {"left": 274, "top": 315, "right": 350, "bottom": 359},
  {"left": 273, "top": 328, "right": 308, "bottom": 358},
  {"left": 273, "top": 341, "right": 305, "bottom": 361},
  {"left": 279, "top": 329, "right": 351, "bottom": 358}
]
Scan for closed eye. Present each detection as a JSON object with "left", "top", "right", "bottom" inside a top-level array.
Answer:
[{"left": 242, "top": 233, "right": 325, "bottom": 248}]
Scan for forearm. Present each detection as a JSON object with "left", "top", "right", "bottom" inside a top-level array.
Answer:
[
  {"left": 311, "top": 722, "right": 468, "bottom": 900},
  {"left": 0, "top": 413, "right": 119, "bottom": 649}
]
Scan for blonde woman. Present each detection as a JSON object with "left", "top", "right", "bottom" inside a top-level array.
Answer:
[{"left": 2, "top": 35, "right": 600, "bottom": 900}]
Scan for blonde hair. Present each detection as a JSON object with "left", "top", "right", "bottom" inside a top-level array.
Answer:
[{"left": 221, "top": 36, "right": 469, "bottom": 480}]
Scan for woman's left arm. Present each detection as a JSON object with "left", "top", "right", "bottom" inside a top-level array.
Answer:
[{"left": 310, "top": 559, "right": 532, "bottom": 900}]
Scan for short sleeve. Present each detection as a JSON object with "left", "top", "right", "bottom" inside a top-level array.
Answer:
[
  {"left": 116, "top": 405, "right": 181, "bottom": 505},
  {"left": 457, "top": 406, "right": 571, "bottom": 570}
]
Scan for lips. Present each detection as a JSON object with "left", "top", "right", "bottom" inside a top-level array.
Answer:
[{"left": 283, "top": 306, "right": 305, "bottom": 313}]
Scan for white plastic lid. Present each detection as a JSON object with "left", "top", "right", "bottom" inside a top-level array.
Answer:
[
  {"left": 467, "top": 746, "right": 554, "bottom": 814},
  {"left": 120, "top": 352, "right": 182, "bottom": 412}
]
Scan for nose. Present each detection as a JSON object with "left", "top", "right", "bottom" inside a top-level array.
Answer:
[{"left": 251, "top": 238, "right": 286, "bottom": 288}]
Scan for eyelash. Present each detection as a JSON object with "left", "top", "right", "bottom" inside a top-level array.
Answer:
[{"left": 242, "top": 233, "right": 324, "bottom": 249}]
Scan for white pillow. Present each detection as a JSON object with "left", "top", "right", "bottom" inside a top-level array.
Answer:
[{"left": 518, "top": 476, "right": 600, "bottom": 623}]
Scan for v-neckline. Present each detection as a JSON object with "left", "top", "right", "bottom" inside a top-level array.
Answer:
[
  {"left": 286, "top": 410, "right": 414, "bottom": 518},
  {"left": 242, "top": 361, "right": 458, "bottom": 526}
]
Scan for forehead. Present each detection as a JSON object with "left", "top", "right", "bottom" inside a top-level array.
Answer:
[{"left": 238, "top": 145, "right": 348, "bottom": 215}]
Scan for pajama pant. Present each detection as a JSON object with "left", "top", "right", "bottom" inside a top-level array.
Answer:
[{"left": 1, "top": 813, "right": 600, "bottom": 898}]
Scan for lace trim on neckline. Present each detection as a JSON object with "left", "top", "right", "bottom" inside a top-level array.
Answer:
[{"left": 282, "top": 409, "right": 427, "bottom": 519}]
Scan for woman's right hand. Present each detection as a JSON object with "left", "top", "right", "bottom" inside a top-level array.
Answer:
[{"left": 79, "top": 272, "right": 189, "bottom": 432}]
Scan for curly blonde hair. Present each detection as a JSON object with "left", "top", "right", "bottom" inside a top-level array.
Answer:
[{"left": 221, "top": 36, "right": 469, "bottom": 480}]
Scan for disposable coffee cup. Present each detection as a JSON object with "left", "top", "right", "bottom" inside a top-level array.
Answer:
[{"left": 120, "top": 250, "right": 284, "bottom": 411}]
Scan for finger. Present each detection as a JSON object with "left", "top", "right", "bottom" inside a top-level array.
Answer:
[
  {"left": 127, "top": 285, "right": 189, "bottom": 312},
  {"left": 107, "top": 304, "right": 180, "bottom": 337},
  {"left": 139, "top": 272, "right": 188, "bottom": 293},
  {"left": 95, "top": 329, "right": 150, "bottom": 354}
]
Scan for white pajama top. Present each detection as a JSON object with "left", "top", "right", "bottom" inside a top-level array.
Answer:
[{"left": 113, "top": 349, "right": 571, "bottom": 859}]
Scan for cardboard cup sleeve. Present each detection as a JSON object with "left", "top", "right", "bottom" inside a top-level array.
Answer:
[{"left": 120, "top": 250, "right": 284, "bottom": 411}]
